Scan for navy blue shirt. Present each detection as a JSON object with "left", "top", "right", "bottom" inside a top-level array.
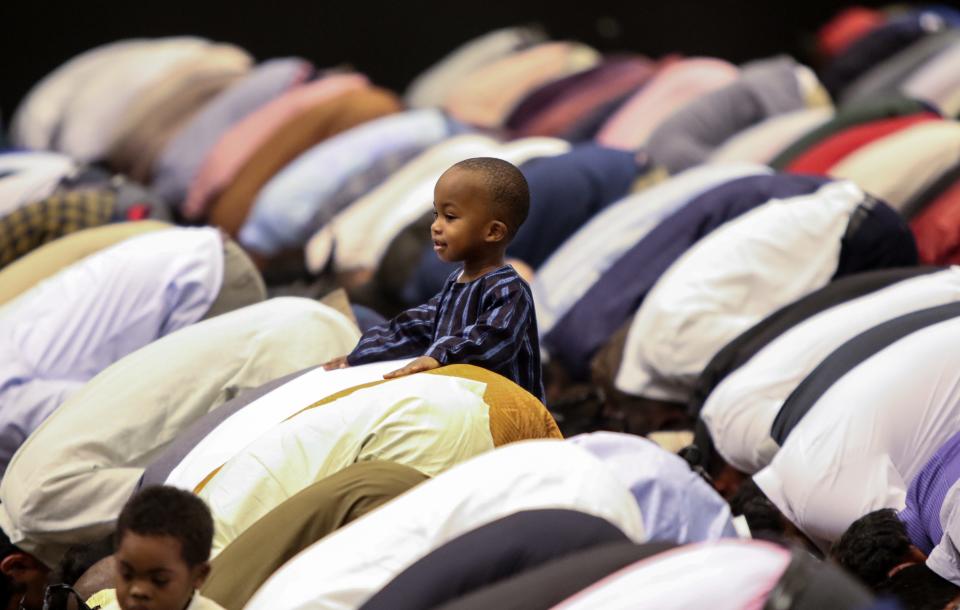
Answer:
[{"left": 348, "top": 265, "right": 545, "bottom": 403}]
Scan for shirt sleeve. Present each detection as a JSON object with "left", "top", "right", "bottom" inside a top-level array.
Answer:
[
  {"left": 346, "top": 293, "right": 440, "bottom": 365},
  {"left": 424, "top": 277, "right": 531, "bottom": 369}
]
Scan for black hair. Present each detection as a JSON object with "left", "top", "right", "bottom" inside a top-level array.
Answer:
[
  {"left": 0, "top": 528, "right": 18, "bottom": 609},
  {"left": 114, "top": 486, "right": 214, "bottom": 567},
  {"left": 730, "top": 478, "right": 788, "bottom": 539},
  {"left": 830, "top": 509, "right": 913, "bottom": 590},
  {"left": 875, "top": 564, "right": 960, "bottom": 610},
  {"left": 451, "top": 157, "right": 530, "bottom": 239},
  {"left": 53, "top": 535, "right": 114, "bottom": 586}
]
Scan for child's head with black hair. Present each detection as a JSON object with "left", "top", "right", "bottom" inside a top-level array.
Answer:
[
  {"left": 113, "top": 486, "right": 214, "bottom": 610},
  {"left": 875, "top": 563, "right": 960, "bottom": 610},
  {"left": 431, "top": 157, "right": 530, "bottom": 281},
  {"left": 0, "top": 528, "right": 50, "bottom": 610},
  {"left": 831, "top": 509, "right": 926, "bottom": 590}
]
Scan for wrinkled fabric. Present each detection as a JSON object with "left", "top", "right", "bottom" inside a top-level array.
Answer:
[
  {"left": 244, "top": 441, "right": 645, "bottom": 610},
  {"left": 829, "top": 120, "right": 960, "bottom": 212},
  {"left": 703, "top": 267, "right": 960, "bottom": 475},
  {"left": 912, "top": 177, "right": 960, "bottom": 264},
  {"left": 199, "top": 375, "right": 497, "bottom": 556},
  {"left": 0, "top": 220, "right": 169, "bottom": 305},
  {"left": 770, "top": 95, "right": 932, "bottom": 169},
  {"left": 569, "top": 432, "right": 735, "bottom": 543},
  {"left": 534, "top": 163, "right": 768, "bottom": 338},
  {"left": 361, "top": 509, "right": 628, "bottom": 610},
  {"left": 152, "top": 58, "right": 312, "bottom": 207},
  {"left": 405, "top": 27, "right": 546, "bottom": 108},
  {"left": 203, "top": 461, "right": 428, "bottom": 610},
  {"left": 444, "top": 42, "right": 600, "bottom": 128},
  {"left": 511, "top": 56, "right": 660, "bottom": 138},
  {"left": 785, "top": 113, "right": 940, "bottom": 175},
  {"left": 238, "top": 109, "right": 458, "bottom": 257},
  {"left": 209, "top": 86, "right": 402, "bottom": 236},
  {"left": 903, "top": 40, "right": 960, "bottom": 116},
  {"left": 306, "top": 135, "right": 569, "bottom": 274},
  {"left": 820, "top": 10, "right": 949, "bottom": 99},
  {"left": 755, "top": 308, "right": 960, "bottom": 550},
  {"left": 56, "top": 38, "right": 216, "bottom": 161},
  {"left": 104, "top": 46, "right": 252, "bottom": 183},
  {"left": 647, "top": 57, "right": 816, "bottom": 173},
  {"left": 615, "top": 181, "right": 914, "bottom": 402},
  {"left": 708, "top": 107, "right": 833, "bottom": 165},
  {"left": 0, "top": 228, "right": 226, "bottom": 476},
  {"left": 596, "top": 58, "right": 740, "bottom": 151},
  {"left": 555, "top": 541, "right": 791, "bottom": 610},
  {"left": 0, "top": 152, "right": 77, "bottom": 216},
  {"left": 182, "top": 73, "right": 369, "bottom": 220},
  {"left": 840, "top": 29, "right": 960, "bottom": 105},
  {"left": 546, "top": 173, "right": 826, "bottom": 378},
  {"left": 0, "top": 298, "right": 359, "bottom": 567}
]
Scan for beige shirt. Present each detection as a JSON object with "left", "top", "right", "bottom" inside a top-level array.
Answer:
[{"left": 0, "top": 298, "right": 359, "bottom": 567}]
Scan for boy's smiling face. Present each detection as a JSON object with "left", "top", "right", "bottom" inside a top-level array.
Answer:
[
  {"left": 114, "top": 532, "right": 208, "bottom": 610},
  {"left": 430, "top": 167, "right": 502, "bottom": 263}
]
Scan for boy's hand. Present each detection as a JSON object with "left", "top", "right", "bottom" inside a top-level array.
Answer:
[
  {"left": 384, "top": 356, "right": 440, "bottom": 379},
  {"left": 322, "top": 356, "right": 350, "bottom": 371}
]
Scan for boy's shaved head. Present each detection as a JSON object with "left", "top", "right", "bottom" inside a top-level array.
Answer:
[{"left": 450, "top": 157, "right": 530, "bottom": 238}]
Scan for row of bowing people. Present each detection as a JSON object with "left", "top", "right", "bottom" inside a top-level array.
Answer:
[{"left": 5, "top": 3, "right": 960, "bottom": 609}]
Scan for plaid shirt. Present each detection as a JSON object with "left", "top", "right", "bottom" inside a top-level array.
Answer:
[{"left": 0, "top": 188, "right": 115, "bottom": 268}]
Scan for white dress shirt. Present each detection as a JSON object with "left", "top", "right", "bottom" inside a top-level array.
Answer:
[
  {"left": 201, "top": 374, "right": 496, "bottom": 556},
  {"left": 0, "top": 227, "right": 224, "bottom": 477},
  {"left": 0, "top": 297, "right": 359, "bottom": 568},
  {"left": 615, "top": 180, "right": 866, "bottom": 402},
  {"left": 533, "top": 162, "right": 769, "bottom": 337},
  {"left": 244, "top": 440, "right": 645, "bottom": 610},
  {"left": 554, "top": 540, "right": 791, "bottom": 610},
  {"left": 165, "top": 359, "right": 412, "bottom": 491},
  {"left": 754, "top": 315, "right": 960, "bottom": 550},
  {"left": 305, "top": 135, "right": 570, "bottom": 274},
  {"left": 930, "top": 481, "right": 960, "bottom": 585},
  {"left": 704, "top": 267, "right": 960, "bottom": 474}
]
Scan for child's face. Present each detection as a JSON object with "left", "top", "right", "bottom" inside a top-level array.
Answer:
[
  {"left": 431, "top": 168, "right": 500, "bottom": 263},
  {"left": 114, "top": 532, "right": 207, "bottom": 610}
]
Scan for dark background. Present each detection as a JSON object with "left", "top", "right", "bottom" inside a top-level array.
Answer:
[{"left": 1, "top": 0, "right": 893, "bottom": 122}]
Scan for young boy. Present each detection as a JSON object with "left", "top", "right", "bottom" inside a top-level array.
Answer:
[
  {"left": 106, "top": 486, "right": 224, "bottom": 610},
  {"left": 324, "top": 157, "right": 545, "bottom": 403}
]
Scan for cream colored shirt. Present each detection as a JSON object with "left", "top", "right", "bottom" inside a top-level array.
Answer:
[{"left": 201, "top": 374, "right": 495, "bottom": 556}]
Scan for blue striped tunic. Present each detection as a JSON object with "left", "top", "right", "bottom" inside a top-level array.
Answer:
[{"left": 348, "top": 265, "right": 545, "bottom": 403}]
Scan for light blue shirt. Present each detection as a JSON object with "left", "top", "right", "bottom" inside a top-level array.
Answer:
[
  {"left": 238, "top": 108, "right": 461, "bottom": 256},
  {"left": 568, "top": 431, "right": 737, "bottom": 544},
  {"left": 533, "top": 162, "right": 769, "bottom": 337},
  {"left": 0, "top": 227, "right": 223, "bottom": 476}
]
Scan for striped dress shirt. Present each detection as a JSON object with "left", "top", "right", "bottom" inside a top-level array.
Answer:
[{"left": 347, "top": 265, "right": 544, "bottom": 403}]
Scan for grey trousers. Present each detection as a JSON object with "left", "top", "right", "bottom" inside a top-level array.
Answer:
[{"left": 201, "top": 237, "right": 267, "bottom": 321}]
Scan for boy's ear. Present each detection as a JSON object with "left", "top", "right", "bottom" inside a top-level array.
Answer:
[
  {"left": 190, "top": 562, "right": 211, "bottom": 590},
  {"left": 486, "top": 220, "right": 508, "bottom": 243}
]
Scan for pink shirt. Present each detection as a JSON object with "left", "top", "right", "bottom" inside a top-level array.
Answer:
[
  {"left": 553, "top": 540, "right": 791, "bottom": 610},
  {"left": 596, "top": 58, "right": 740, "bottom": 151},
  {"left": 182, "top": 73, "right": 369, "bottom": 220}
]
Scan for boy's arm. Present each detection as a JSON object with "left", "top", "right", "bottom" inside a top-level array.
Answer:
[
  {"left": 423, "top": 280, "right": 531, "bottom": 370},
  {"left": 346, "top": 295, "right": 439, "bottom": 366}
]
